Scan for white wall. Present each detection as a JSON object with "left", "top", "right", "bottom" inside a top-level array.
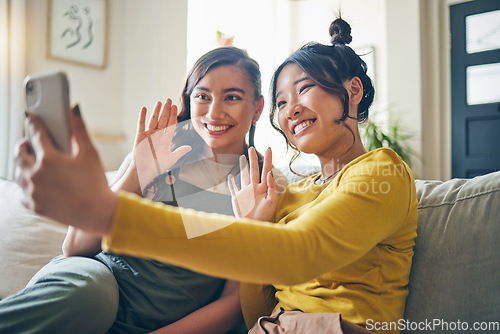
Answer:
[
  {"left": 120, "top": 1, "right": 187, "bottom": 166},
  {"left": 186, "top": 0, "right": 296, "bottom": 167},
  {"left": 385, "top": 0, "right": 423, "bottom": 177},
  {"left": 25, "top": 0, "right": 188, "bottom": 171}
]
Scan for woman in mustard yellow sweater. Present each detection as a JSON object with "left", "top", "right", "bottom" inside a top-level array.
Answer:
[{"left": 15, "top": 18, "right": 417, "bottom": 333}]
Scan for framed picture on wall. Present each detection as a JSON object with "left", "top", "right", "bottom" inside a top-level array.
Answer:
[{"left": 47, "top": 0, "right": 109, "bottom": 69}]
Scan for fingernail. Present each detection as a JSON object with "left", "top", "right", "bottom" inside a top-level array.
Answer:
[
  {"left": 25, "top": 111, "right": 29, "bottom": 118},
  {"left": 73, "top": 104, "right": 81, "bottom": 116}
]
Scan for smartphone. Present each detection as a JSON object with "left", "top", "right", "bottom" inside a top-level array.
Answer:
[{"left": 24, "top": 71, "right": 71, "bottom": 154}]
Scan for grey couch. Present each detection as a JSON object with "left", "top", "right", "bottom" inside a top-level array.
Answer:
[
  {"left": 1, "top": 171, "right": 499, "bottom": 333},
  {"left": 403, "top": 171, "right": 500, "bottom": 333}
]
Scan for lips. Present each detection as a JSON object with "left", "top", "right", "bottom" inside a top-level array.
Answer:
[
  {"left": 204, "top": 123, "right": 232, "bottom": 133},
  {"left": 293, "top": 119, "right": 315, "bottom": 135}
]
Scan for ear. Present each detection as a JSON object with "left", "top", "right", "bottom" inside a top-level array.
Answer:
[
  {"left": 345, "top": 77, "right": 363, "bottom": 105},
  {"left": 252, "top": 96, "right": 264, "bottom": 124}
]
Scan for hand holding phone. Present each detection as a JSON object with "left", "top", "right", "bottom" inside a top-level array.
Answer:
[{"left": 24, "top": 71, "right": 71, "bottom": 154}]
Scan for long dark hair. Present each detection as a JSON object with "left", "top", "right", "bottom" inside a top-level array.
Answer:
[
  {"left": 269, "top": 17, "right": 375, "bottom": 174},
  {"left": 177, "top": 46, "right": 262, "bottom": 149}
]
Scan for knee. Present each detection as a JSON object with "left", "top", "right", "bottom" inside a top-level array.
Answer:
[
  {"left": 31, "top": 256, "right": 119, "bottom": 327},
  {"left": 62, "top": 265, "right": 119, "bottom": 316}
]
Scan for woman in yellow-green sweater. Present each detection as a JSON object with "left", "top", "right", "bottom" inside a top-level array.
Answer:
[{"left": 16, "top": 18, "right": 417, "bottom": 333}]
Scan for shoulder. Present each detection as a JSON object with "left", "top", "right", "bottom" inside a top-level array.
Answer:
[
  {"left": 354, "top": 147, "right": 406, "bottom": 166},
  {"left": 336, "top": 148, "right": 417, "bottom": 216},
  {"left": 341, "top": 148, "right": 413, "bottom": 182}
]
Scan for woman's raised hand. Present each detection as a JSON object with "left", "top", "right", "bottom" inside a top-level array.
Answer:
[
  {"left": 133, "top": 99, "right": 191, "bottom": 193},
  {"left": 227, "top": 147, "right": 279, "bottom": 221}
]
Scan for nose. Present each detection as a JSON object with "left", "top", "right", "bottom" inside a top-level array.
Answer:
[
  {"left": 206, "top": 99, "right": 225, "bottom": 120},
  {"left": 286, "top": 102, "right": 303, "bottom": 119}
]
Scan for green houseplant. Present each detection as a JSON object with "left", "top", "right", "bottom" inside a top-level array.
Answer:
[{"left": 361, "top": 117, "right": 419, "bottom": 167}]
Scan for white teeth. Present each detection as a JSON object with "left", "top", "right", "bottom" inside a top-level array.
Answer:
[
  {"left": 294, "top": 120, "right": 314, "bottom": 134},
  {"left": 206, "top": 124, "right": 230, "bottom": 132}
]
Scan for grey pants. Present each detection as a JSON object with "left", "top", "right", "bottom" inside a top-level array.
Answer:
[{"left": 0, "top": 255, "right": 119, "bottom": 334}]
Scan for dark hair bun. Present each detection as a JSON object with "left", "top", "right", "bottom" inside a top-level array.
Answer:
[{"left": 329, "top": 18, "right": 353, "bottom": 45}]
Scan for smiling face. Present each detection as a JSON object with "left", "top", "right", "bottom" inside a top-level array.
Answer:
[
  {"left": 275, "top": 63, "right": 359, "bottom": 159},
  {"left": 190, "top": 65, "right": 263, "bottom": 155}
]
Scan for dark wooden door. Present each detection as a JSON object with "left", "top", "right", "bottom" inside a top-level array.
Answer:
[{"left": 450, "top": 0, "right": 500, "bottom": 178}]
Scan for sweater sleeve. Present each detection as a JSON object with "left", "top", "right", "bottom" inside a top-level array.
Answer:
[{"left": 102, "top": 150, "right": 414, "bottom": 285}]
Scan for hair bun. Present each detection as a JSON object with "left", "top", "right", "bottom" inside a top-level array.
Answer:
[{"left": 329, "top": 18, "right": 353, "bottom": 45}]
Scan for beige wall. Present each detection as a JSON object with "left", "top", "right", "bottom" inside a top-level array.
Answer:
[
  {"left": 386, "top": 0, "right": 423, "bottom": 178},
  {"left": 25, "top": 0, "right": 188, "bottom": 171}
]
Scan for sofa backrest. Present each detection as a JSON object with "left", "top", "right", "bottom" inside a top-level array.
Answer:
[
  {"left": 0, "top": 178, "right": 68, "bottom": 299},
  {"left": 403, "top": 171, "right": 500, "bottom": 333}
]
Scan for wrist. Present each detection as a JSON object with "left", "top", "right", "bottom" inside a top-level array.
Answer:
[
  {"left": 127, "top": 158, "right": 138, "bottom": 172},
  {"left": 101, "top": 191, "right": 119, "bottom": 235},
  {"left": 84, "top": 188, "right": 119, "bottom": 236}
]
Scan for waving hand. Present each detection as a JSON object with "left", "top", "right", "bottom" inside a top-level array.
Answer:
[
  {"left": 227, "top": 147, "right": 278, "bottom": 222},
  {"left": 133, "top": 99, "right": 192, "bottom": 193}
]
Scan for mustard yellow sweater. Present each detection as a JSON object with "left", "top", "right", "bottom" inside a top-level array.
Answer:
[{"left": 103, "top": 148, "right": 417, "bottom": 331}]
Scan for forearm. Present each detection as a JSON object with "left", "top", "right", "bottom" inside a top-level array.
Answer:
[
  {"left": 62, "top": 226, "right": 102, "bottom": 257},
  {"left": 102, "top": 193, "right": 322, "bottom": 285},
  {"left": 149, "top": 281, "right": 243, "bottom": 334},
  {"left": 103, "top": 163, "right": 412, "bottom": 286},
  {"left": 61, "top": 154, "right": 131, "bottom": 257},
  {"left": 110, "top": 166, "right": 142, "bottom": 195},
  {"left": 109, "top": 153, "right": 142, "bottom": 195}
]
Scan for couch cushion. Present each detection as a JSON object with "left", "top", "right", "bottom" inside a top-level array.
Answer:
[
  {"left": 0, "top": 178, "right": 67, "bottom": 299},
  {"left": 403, "top": 171, "right": 500, "bottom": 331}
]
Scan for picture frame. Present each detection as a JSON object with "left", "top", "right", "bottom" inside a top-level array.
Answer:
[{"left": 47, "top": 0, "right": 109, "bottom": 69}]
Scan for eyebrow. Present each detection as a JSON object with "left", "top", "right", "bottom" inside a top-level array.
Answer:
[
  {"left": 294, "top": 76, "right": 310, "bottom": 85},
  {"left": 276, "top": 76, "right": 310, "bottom": 99},
  {"left": 224, "top": 87, "right": 245, "bottom": 94},
  {"left": 193, "top": 87, "right": 210, "bottom": 93},
  {"left": 193, "top": 87, "right": 246, "bottom": 95}
]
